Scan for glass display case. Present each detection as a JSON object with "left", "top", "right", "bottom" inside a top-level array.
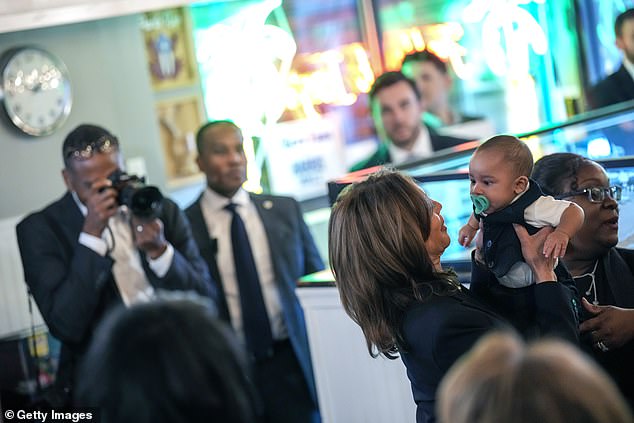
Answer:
[
  {"left": 322, "top": 102, "right": 634, "bottom": 275},
  {"left": 328, "top": 100, "right": 634, "bottom": 205}
]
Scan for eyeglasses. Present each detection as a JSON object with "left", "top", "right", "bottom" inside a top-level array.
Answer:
[
  {"left": 556, "top": 186, "right": 622, "bottom": 203},
  {"left": 64, "top": 135, "right": 118, "bottom": 161}
]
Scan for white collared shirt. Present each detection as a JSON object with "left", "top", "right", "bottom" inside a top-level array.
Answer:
[
  {"left": 388, "top": 125, "right": 433, "bottom": 165},
  {"left": 74, "top": 192, "right": 174, "bottom": 306},
  {"left": 199, "top": 187, "right": 286, "bottom": 341}
]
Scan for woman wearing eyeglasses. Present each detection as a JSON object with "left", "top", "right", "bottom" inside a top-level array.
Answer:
[{"left": 532, "top": 152, "right": 634, "bottom": 408}]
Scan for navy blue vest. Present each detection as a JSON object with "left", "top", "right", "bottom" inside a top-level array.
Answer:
[{"left": 478, "top": 179, "right": 544, "bottom": 278}]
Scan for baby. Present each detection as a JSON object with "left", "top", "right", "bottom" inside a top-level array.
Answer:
[{"left": 459, "top": 135, "right": 584, "bottom": 288}]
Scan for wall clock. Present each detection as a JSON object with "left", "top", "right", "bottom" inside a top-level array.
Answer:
[{"left": 0, "top": 46, "right": 72, "bottom": 136}]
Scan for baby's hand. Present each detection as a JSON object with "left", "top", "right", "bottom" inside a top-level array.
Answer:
[
  {"left": 543, "top": 229, "right": 570, "bottom": 258},
  {"left": 459, "top": 224, "right": 478, "bottom": 247}
]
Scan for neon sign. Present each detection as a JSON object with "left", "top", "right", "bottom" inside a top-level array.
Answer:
[
  {"left": 383, "top": 22, "right": 472, "bottom": 79},
  {"left": 462, "top": 0, "right": 548, "bottom": 77},
  {"left": 193, "top": 0, "right": 375, "bottom": 191},
  {"left": 286, "top": 43, "right": 374, "bottom": 118}
]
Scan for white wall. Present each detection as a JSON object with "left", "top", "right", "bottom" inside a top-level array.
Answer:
[
  {"left": 0, "top": 15, "right": 172, "bottom": 336},
  {"left": 0, "top": 15, "right": 165, "bottom": 219}
]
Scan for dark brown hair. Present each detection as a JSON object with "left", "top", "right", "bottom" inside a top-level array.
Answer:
[
  {"left": 401, "top": 50, "right": 448, "bottom": 74},
  {"left": 328, "top": 169, "right": 458, "bottom": 359},
  {"left": 369, "top": 71, "right": 421, "bottom": 102},
  {"left": 615, "top": 8, "right": 634, "bottom": 37},
  {"left": 475, "top": 135, "right": 534, "bottom": 177},
  {"left": 76, "top": 293, "right": 258, "bottom": 423}
]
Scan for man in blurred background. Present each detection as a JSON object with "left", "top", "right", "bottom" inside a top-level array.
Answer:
[
  {"left": 186, "top": 120, "right": 324, "bottom": 423},
  {"left": 350, "top": 71, "right": 467, "bottom": 172},
  {"left": 588, "top": 9, "right": 634, "bottom": 109},
  {"left": 401, "top": 50, "right": 493, "bottom": 140}
]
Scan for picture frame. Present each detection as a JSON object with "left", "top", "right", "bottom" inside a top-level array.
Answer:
[
  {"left": 141, "top": 7, "right": 198, "bottom": 91},
  {"left": 155, "top": 96, "right": 205, "bottom": 186}
]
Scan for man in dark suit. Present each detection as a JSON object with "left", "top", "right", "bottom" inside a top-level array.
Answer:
[
  {"left": 350, "top": 71, "right": 468, "bottom": 172},
  {"left": 588, "top": 9, "right": 634, "bottom": 109},
  {"left": 185, "top": 120, "right": 324, "bottom": 423},
  {"left": 16, "top": 124, "right": 213, "bottom": 405}
]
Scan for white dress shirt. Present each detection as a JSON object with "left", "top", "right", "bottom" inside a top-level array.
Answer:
[
  {"left": 73, "top": 192, "right": 174, "bottom": 305},
  {"left": 199, "top": 187, "right": 287, "bottom": 341},
  {"left": 388, "top": 125, "right": 433, "bottom": 165}
]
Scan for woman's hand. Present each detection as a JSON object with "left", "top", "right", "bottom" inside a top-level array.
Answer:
[
  {"left": 513, "top": 224, "right": 557, "bottom": 283},
  {"left": 580, "top": 297, "right": 634, "bottom": 350}
]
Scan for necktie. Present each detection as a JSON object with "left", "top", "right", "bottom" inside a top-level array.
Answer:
[{"left": 225, "top": 203, "right": 273, "bottom": 359}]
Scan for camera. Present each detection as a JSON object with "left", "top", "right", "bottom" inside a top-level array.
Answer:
[{"left": 106, "top": 170, "right": 163, "bottom": 219}]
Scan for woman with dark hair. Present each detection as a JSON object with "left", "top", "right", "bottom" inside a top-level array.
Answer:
[
  {"left": 75, "top": 293, "right": 259, "bottom": 423},
  {"left": 532, "top": 152, "right": 634, "bottom": 407},
  {"left": 328, "top": 169, "right": 578, "bottom": 423}
]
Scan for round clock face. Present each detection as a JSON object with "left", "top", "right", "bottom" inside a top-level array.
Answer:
[{"left": 1, "top": 47, "right": 72, "bottom": 136}]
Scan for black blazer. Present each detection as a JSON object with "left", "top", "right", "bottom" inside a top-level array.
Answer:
[
  {"left": 578, "top": 247, "right": 634, "bottom": 407},
  {"left": 401, "top": 280, "right": 578, "bottom": 423},
  {"left": 588, "top": 64, "right": 634, "bottom": 109},
  {"left": 350, "top": 126, "right": 468, "bottom": 172},
  {"left": 16, "top": 192, "right": 213, "bottom": 399},
  {"left": 185, "top": 192, "right": 324, "bottom": 404}
]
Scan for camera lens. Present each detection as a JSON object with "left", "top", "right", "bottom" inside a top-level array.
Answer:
[{"left": 131, "top": 187, "right": 163, "bottom": 219}]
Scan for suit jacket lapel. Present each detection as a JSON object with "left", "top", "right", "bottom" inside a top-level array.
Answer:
[
  {"left": 616, "top": 65, "right": 634, "bottom": 99},
  {"left": 56, "top": 192, "right": 122, "bottom": 304},
  {"left": 188, "top": 198, "right": 220, "bottom": 277},
  {"left": 59, "top": 192, "right": 86, "bottom": 244},
  {"left": 251, "top": 195, "right": 291, "bottom": 281},
  {"left": 188, "top": 197, "right": 231, "bottom": 320}
]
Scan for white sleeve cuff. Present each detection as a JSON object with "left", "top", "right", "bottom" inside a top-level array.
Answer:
[
  {"left": 147, "top": 243, "right": 174, "bottom": 278},
  {"left": 525, "top": 196, "right": 572, "bottom": 228},
  {"left": 78, "top": 232, "right": 108, "bottom": 256}
]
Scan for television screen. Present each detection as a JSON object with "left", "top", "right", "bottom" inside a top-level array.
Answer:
[{"left": 414, "top": 174, "right": 473, "bottom": 267}]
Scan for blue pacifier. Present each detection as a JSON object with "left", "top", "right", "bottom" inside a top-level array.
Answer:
[{"left": 470, "top": 194, "right": 490, "bottom": 215}]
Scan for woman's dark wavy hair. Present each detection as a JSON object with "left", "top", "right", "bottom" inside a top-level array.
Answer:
[
  {"left": 76, "top": 294, "right": 259, "bottom": 423},
  {"left": 328, "top": 169, "right": 458, "bottom": 359},
  {"left": 532, "top": 152, "right": 595, "bottom": 196}
]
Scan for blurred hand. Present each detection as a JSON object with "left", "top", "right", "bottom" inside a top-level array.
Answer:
[
  {"left": 580, "top": 297, "right": 634, "bottom": 350},
  {"left": 131, "top": 217, "right": 168, "bottom": 259},
  {"left": 513, "top": 224, "right": 556, "bottom": 283},
  {"left": 83, "top": 178, "right": 118, "bottom": 236}
]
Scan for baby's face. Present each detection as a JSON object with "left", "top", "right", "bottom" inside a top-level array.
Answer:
[{"left": 469, "top": 150, "right": 525, "bottom": 214}]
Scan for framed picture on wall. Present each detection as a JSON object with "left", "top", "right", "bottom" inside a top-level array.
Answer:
[
  {"left": 141, "top": 7, "right": 198, "bottom": 90},
  {"left": 156, "top": 96, "right": 204, "bottom": 186}
]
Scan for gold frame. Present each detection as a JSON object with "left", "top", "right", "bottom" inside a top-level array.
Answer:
[
  {"left": 141, "top": 7, "right": 198, "bottom": 91},
  {"left": 155, "top": 96, "right": 205, "bottom": 186}
]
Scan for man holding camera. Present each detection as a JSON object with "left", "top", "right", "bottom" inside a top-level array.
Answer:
[{"left": 16, "top": 124, "right": 213, "bottom": 405}]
